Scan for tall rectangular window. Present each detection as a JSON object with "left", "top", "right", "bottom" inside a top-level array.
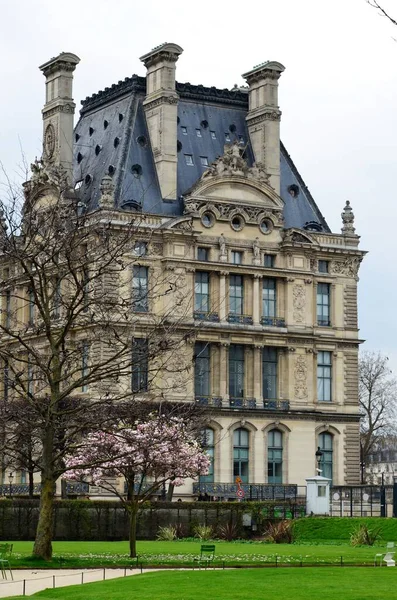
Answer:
[
  {"left": 5, "top": 291, "right": 11, "bottom": 329},
  {"left": 229, "top": 275, "right": 243, "bottom": 315},
  {"left": 82, "top": 268, "right": 89, "bottom": 312},
  {"left": 231, "top": 251, "right": 242, "bottom": 265},
  {"left": 132, "top": 338, "right": 148, "bottom": 392},
  {"left": 194, "top": 342, "right": 211, "bottom": 397},
  {"left": 53, "top": 279, "right": 61, "bottom": 318},
  {"left": 262, "top": 278, "right": 276, "bottom": 318},
  {"left": 229, "top": 344, "right": 244, "bottom": 398},
  {"left": 200, "top": 428, "right": 214, "bottom": 483},
  {"left": 132, "top": 266, "right": 148, "bottom": 312},
  {"left": 268, "top": 429, "right": 283, "bottom": 484},
  {"left": 262, "top": 348, "right": 277, "bottom": 399},
  {"left": 317, "top": 351, "right": 332, "bottom": 402},
  {"left": 197, "top": 247, "right": 209, "bottom": 261},
  {"left": 3, "top": 361, "right": 9, "bottom": 402},
  {"left": 28, "top": 289, "right": 35, "bottom": 325},
  {"left": 317, "top": 283, "right": 330, "bottom": 326},
  {"left": 81, "top": 343, "right": 89, "bottom": 392},
  {"left": 318, "top": 260, "right": 329, "bottom": 273},
  {"left": 233, "top": 428, "right": 249, "bottom": 483},
  {"left": 195, "top": 272, "right": 210, "bottom": 313},
  {"left": 264, "top": 254, "right": 275, "bottom": 268}
]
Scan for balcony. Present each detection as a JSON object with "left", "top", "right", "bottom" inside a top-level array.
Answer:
[
  {"left": 227, "top": 314, "right": 253, "bottom": 325},
  {"left": 260, "top": 316, "right": 285, "bottom": 327},
  {"left": 195, "top": 395, "right": 223, "bottom": 407},
  {"left": 193, "top": 311, "right": 220, "bottom": 322},
  {"left": 195, "top": 397, "right": 290, "bottom": 411},
  {"left": 229, "top": 397, "right": 257, "bottom": 409}
]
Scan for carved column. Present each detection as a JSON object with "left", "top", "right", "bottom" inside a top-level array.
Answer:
[
  {"left": 253, "top": 274, "right": 262, "bottom": 325},
  {"left": 219, "top": 271, "right": 228, "bottom": 322},
  {"left": 219, "top": 342, "right": 229, "bottom": 400},
  {"left": 253, "top": 345, "right": 262, "bottom": 400}
]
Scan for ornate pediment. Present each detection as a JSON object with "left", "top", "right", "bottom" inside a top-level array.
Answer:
[
  {"left": 282, "top": 229, "right": 317, "bottom": 245},
  {"left": 23, "top": 158, "right": 69, "bottom": 201},
  {"left": 184, "top": 143, "right": 284, "bottom": 226}
]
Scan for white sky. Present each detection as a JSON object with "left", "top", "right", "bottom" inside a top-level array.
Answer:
[{"left": 0, "top": 0, "right": 396, "bottom": 369}]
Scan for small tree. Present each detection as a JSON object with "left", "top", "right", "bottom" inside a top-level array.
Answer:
[
  {"left": 65, "top": 413, "right": 210, "bottom": 557},
  {"left": 359, "top": 351, "right": 397, "bottom": 481}
]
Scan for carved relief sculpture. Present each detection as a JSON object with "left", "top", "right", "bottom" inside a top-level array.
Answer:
[
  {"left": 294, "top": 355, "right": 308, "bottom": 400},
  {"left": 219, "top": 233, "right": 227, "bottom": 262},
  {"left": 252, "top": 237, "right": 260, "bottom": 265},
  {"left": 293, "top": 284, "right": 306, "bottom": 323}
]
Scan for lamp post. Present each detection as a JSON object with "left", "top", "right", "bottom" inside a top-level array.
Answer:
[
  {"left": 8, "top": 472, "right": 13, "bottom": 499},
  {"left": 315, "top": 447, "right": 323, "bottom": 476}
]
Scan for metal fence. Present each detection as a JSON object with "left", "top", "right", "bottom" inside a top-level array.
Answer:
[{"left": 330, "top": 485, "right": 394, "bottom": 517}]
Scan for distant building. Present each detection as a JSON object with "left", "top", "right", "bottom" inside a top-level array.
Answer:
[{"left": 2, "top": 43, "right": 366, "bottom": 497}]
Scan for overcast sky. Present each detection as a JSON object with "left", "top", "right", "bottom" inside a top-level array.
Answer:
[{"left": 0, "top": 0, "right": 396, "bottom": 369}]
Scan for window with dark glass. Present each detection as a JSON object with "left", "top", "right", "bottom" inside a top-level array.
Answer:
[
  {"left": 197, "top": 247, "right": 209, "bottom": 261},
  {"left": 133, "top": 241, "right": 147, "bottom": 257},
  {"left": 268, "top": 429, "right": 283, "bottom": 484},
  {"left": 319, "top": 432, "right": 333, "bottom": 481},
  {"left": 263, "top": 254, "right": 275, "bottom": 268},
  {"left": 229, "top": 275, "right": 243, "bottom": 315},
  {"left": 200, "top": 156, "right": 209, "bottom": 166},
  {"left": 185, "top": 154, "right": 194, "bottom": 166},
  {"left": 318, "top": 260, "right": 329, "bottom": 273},
  {"left": 53, "top": 278, "right": 61, "bottom": 318},
  {"left": 4, "top": 361, "right": 9, "bottom": 402},
  {"left": 229, "top": 344, "right": 244, "bottom": 398},
  {"left": 233, "top": 428, "right": 249, "bottom": 483},
  {"left": 28, "top": 289, "right": 35, "bottom": 325},
  {"left": 195, "top": 272, "right": 210, "bottom": 313},
  {"left": 317, "top": 351, "right": 332, "bottom": 401},
  {"left": 131, "top": 338, "right": 148, "bottom": 392},
  {"left": 200, "top": 427, "right": 214, "bottom": 483},
  {"left": 262, "top": 278, "right": 276, "bottom": 318},
  {"left": 317, "top": 283, "right": 330, "bottom": 326},
  {"left": 231, "top": 251, "right": 242, "bottom": 265},
  {"left": 132, "top": 266, "right": 148, "bottom": 312},
  {"left": 5, "top": 290, "right": 11, "bottom": 329},
  {"left": 194, "top": 342, "right": 211, "bottom": 397},
  {"left": 262, "top": 348, "right": 277, "bottom": 399},
  {"left": 81, "top": 342, "right": 89, "bottom": 392}
]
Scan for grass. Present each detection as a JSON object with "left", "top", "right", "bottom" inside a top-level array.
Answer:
[
  {"left": 5, "top": 568, "right": 397, "bottom": 600},
  {"left": 293, "top": 517, "right": 397, "bottom": 541},
  {"left": 3, "top": 540, "right": 393, "bottom": 568}
]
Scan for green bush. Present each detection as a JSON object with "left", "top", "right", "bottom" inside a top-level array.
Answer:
[
  {"left": 156, "top": 526, "right": 177, "bottom": 541},
  {"left": 193, "top": 525, "right": 213, "bottom": 540},
  {"left": 263, "top": 520, "right": 294, "bottom": 544}
]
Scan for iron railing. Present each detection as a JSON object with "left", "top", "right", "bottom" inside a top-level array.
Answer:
[
  {"left": 195, "top": 397, "right": 290, "bottom": 411},
  {"left": 227, "top": 314, "right": 253, "bottom": 325},
  {"left": 260, "top": 316, "right": 286, "bottom": 327},
  {"left": 193, "top": 311, "right": 220, "bottom": 322},
  {"left": 193, "top": 482, "right": 302, "bottom": 501},
  {"left": 0, "top": 482, "right": 89, "bottom": 496},
  {"left": 330, "top": 485, "right": 393, "bottom": 517}
]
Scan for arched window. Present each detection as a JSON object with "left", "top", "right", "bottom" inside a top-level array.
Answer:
[
  {"left": 200, "top": 428, "right": 214, "bottom": 483},
  {"left": 268, "top": 429, "right": 283, "bottom": 483},
  {"left": 319, "top": 432, "right": 333, "bottom": 482},
  {"left": 233, "top": 428, "right": 249, "bottom": 483}
]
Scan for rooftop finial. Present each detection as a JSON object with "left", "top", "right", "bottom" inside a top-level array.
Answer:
[{"left": 341, "top": 200, "right": 356, "bottom": 236}]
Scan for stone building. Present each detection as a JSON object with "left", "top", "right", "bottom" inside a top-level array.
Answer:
[{"left": 2, "top": 43, "right": 365, "bottom": 496}]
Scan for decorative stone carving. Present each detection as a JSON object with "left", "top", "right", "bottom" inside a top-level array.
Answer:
[
  {"left": 331, "top": 257, "right": 362, "bottom": 278},
  {"left": 99, "top": 175, "right": 115, "bottom": 209},
  {"left": 294, "top": 355, "right": 308, "bottom": 400},
  {"left": 341, "top": 201, "right": 356, "bottom": 236},
  {"left": 44, "top": 123, "right": 56, "bottom": 159},
  {"left": 219, "top": 233, "right": 227, "bottom": 262},
  {"left": 27, "top": 158, "right": 69, "bottom": 195},
  {"left": 162, "top": 350, "right": 189, "bottom": 395},
  {"left": 150, "top": 242, "right": 163, "bottom": 256},
  {"left": 172, "top": 219, "right": 193, "bottom": 232},
  {"left": 293, "top": 284, "right": 305, "bottom": 323},
  {"left": 284, "top": 230, "right": 313, "bottom": 244},
  {"left": 252, "top": 237, "right": 260, "bottom": 265}
]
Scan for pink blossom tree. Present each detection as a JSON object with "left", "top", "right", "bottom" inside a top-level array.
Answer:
[{"left": 65, "top": 414, "right": 210, "bottom": 557}]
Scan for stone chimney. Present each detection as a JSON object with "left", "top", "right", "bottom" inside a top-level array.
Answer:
[
  {"left": 39, "top": 52, "right": 80, "bottom": 186},
  {"left": 242, "top": 61, "right": 285, "bottom": 194},
  {"left": 140, "top": 43, "right": 183, "bottom": 201}
]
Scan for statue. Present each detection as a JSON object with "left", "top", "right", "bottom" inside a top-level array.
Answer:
[
  {"left": 253, "top": 237, "right": 260, "bottom": 258},
  {"left": 219, "top": 234, "right": 227, "bottom": 261}
]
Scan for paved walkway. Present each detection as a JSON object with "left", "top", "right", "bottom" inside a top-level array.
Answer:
[{"left": 0, "top": 567, "right": 146, "bottom": 597}]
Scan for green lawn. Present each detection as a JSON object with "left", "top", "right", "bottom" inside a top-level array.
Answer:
[
  {"left": 5, "top": 568, "right": 397, "bottom": 600},
  {"left": 4, "top": 540, "right": 391, "bottom": 568}
]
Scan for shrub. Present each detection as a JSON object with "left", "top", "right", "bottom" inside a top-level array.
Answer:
[
  {"left": 217, "top": 520, "right": 239, "bottom": 541},
  {"left": 156, "top": 526, "right": 177, "bottom": 541},
  {"left": 263, "top": 520, "right": 294, "bottom": 544},
  {"left": 350, "top": 524, "right": 381, "bottom": 546},
  {"left": 193, "top": 525, "right": 213, "bottom": 540}
]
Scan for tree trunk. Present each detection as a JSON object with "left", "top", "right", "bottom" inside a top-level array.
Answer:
[
  {"left": 166, "top": 482, "right": 175, "bottom": 501},
  {"left": 28, "top": 469, "right": 34, "bottom": 499},
  {"left": 32, "top": 477, "right": 55, "bottom": 560},
  {"left": 128, "top": 504, "right": 138, "bottom": 558}
]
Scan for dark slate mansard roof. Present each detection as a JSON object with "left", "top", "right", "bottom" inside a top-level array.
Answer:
[{"left": 73, "top": 75, "right": 330, "bottom": 232}]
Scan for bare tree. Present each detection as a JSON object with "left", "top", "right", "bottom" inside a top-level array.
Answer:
[
  {"left": 359, "top": 351, "right": 397, "bottom": 482},
  {"left": 367, "top": 1, "right": 397, "bottom": 27},
  {"left": 0, "top": 158, "right": 197, "bottom": 560}
]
